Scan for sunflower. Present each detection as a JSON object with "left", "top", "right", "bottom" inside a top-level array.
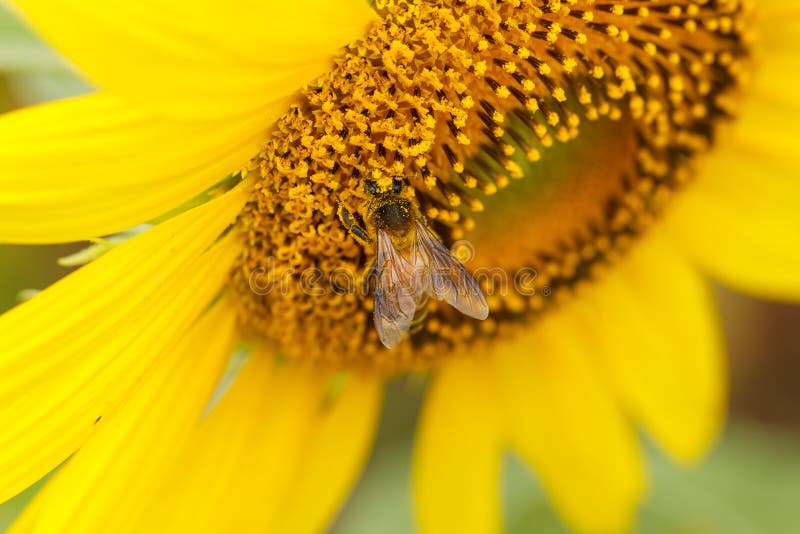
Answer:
[{"left": 0, "top": 0, "right": 798, "bottom": 533}]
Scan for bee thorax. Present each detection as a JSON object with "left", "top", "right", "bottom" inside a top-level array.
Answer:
[{"left": 373, "top": 201, "right": 414, "bottom": 236}]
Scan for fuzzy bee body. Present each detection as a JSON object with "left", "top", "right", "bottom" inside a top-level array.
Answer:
[{"left": 339, "top": 177, "right": 489, "bottom": 349}]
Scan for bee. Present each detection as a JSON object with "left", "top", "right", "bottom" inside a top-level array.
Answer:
[{"left": 338, "top": 177, "right": 489, "bottom": 348}]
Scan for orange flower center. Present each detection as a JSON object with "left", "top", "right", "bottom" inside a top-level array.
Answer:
[{"left": 231, "top": 0, "right": 750, "bottom": 373}]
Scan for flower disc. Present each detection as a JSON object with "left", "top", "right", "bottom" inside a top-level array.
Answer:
[{"left": 232, "top": 0, "right": 750, "bottom": 372}]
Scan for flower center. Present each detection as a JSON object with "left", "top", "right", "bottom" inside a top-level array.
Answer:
[{"left": 231, "top": 0, "right": 750, "bottom": 373}]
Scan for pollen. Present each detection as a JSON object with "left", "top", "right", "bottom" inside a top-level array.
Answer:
[{"left": 231, "top": 0, "right": 750, "bottom": 373}]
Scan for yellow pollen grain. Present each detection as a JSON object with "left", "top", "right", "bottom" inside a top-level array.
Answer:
[{"left": 495, "top": 85, "right": 511, "bottom": 99}]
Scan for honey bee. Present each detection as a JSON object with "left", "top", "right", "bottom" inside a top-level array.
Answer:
[{"left": 338, "top": 177, "right": 489, "bottom": 348}]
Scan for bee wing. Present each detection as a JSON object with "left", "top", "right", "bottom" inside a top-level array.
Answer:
[
  {"left": 373, "top": 228, "right": 425, "bottom": 349},
  {"left": 413, "top": 221, "right": 489, "bottom": 320}
]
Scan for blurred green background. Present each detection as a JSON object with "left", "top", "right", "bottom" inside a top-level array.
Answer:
[{"left": 1, "top": 5, "right": 799, "bottom": 533}]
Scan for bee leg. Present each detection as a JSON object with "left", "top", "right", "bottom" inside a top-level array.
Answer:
[
  {"left": 336, "top": 203, "right": 353, "bottom": 229},
  {"left": 337, "top": 203, "right": 372, "bottom": 246},
  {"left": 350, "top": 225, "right": 372, "bottom": 245}
]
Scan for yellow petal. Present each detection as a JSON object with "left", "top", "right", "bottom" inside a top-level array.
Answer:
[
  {"left": 414, "top": 356, "right": 504, "bottom": 534},
  {"left": 133, "top": 354, "right": 382, "bottom": 534},
  {"left": 667, "top": 145, "right": 800, "bottom": 302},
  {"left": 666, "top": 102, "right": 800, "bottom": 301},
  {"left": 493, "top": 318, "right": 645, "bottom": 534},
  {"left": 664, "top": 5, "right": 800, "bottom": 302},
  {"left": 0, "top": 93, "right": 267, "bottom": 243},
  {"left": 575, "top": 234, "right": 726, "bottom": 463},
  {"left": 0, "top": 184, "right": 247, "bottom": 503},
  {"left": 6, "top": 0, "right": 379, "bottom": 119},
  {"left": 270, "top": 372, "right": 384, "bottom": 534},
  {"left": 8, "top": 300, "right": 239, "bottom": 534}
]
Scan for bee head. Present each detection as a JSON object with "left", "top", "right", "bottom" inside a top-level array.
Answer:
[{"left": 364, "top": 176, "right": 405, "bottom": 197}]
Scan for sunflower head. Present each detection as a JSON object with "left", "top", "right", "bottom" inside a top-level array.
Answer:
[
  {"left": 230, "top": 0, "right": 752, "bottom": 373},
  {"left": 2, "top": 0, "right": 799, "bottom": 533}
]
